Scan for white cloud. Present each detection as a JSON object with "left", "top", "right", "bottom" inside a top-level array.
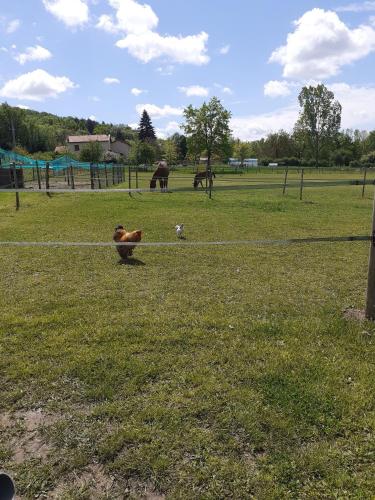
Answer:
[
  {"left": 214, "top": 83, "right": 233, "bottom": 95},
  {"left": 88, "top": 114, "right": 96, "bottom": 120},
  {"left": 97, "top": 0, "right": 158, "bottom": 34},
  {"left": 16, "top": 104, "right": 30, "bottom": 110},
  {"left": 89, "top": 95, "right": 100, "bottom": 101},
  {"left": 336, "top": 1, "right": 375, "bottom": 12},
  {"left": 178, "top": 85, "right": 209, "bottom": 97},
  {"left": 97, "top": 0, "right": 209, "bottom": 65},
  {"left": 0, "top": 69, "right": 77, "bottom": 101},
  {"left": 116, "top": 30, "right": 209, "bottom": 65},
  {"left": 155, "top": 122, "right": 181, "bottom": 139},
  {"left": 131, "top": 87, "right": 146, "bottom": 96},
  {"left": 6, "top": 19, "right": 20, "bottom": 34},
  {"left": 270, "top": 8, "right": 375, "bottom": 79},
  {"left": 264, "top": 80, "right": 293, "bottom": 97},
  {"left": 15, "top": 45, "right": 52, "bottom": 65},
  {"left": 231, "top": 106, "right": 298, "bottom": 141},
  {"left": 231, "top": 81, "right": 375, "bottom": 141},
  {"left": 370, "top": 15, "right": 375, "bottom": 25},
  {"left": 220, "top": 44, "right": 230, "bottom": 55},
  {"left": 42, "top": 0, "right": 89, "bottom": 27},
  {"left": 329, "top": 82, "right": 375, "bottom": 128},
  {"left": 103, "top": 77, "right": 120, "bottom": 84},
  {"left": 156, "top": 65, "right": 174, "bottom": 76},
  {"left": 0, "top": 47, "right": 8, "bottom": 52},
  {"left": 135, "top": 103, "right": 184, "bottom": 119}
]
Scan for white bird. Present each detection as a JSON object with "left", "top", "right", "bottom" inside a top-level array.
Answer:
[{"left": 175, "top": 224, "right": 185, "bottom": 239}]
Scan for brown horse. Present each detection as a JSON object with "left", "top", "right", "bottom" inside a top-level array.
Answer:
[
  {"left": 150, "top": 161, "right": 169, "bottom": 191},
  {"left": 193, "top": 170, "right": 216, "bottom": 189}
]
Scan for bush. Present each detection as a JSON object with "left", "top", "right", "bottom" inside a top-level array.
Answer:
[{"left": 361, "top": 151, "right": 375, "bottom": 164}]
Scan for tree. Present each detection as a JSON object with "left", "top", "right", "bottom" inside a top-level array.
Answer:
[
  {"left": 79, "top": 141, "right": 103, "bottom": 162},
  {"left": 234, "top": 140, "right": 251, "bottom": 167},
  {"left": 295, "top": 84, "right": 342, "bottom": 167},
  {"left": 182, "top": 97, "right": 232, "bottom": 169},
  {"left": 0, "top": 103, "right": 25, "bottom": 149},
  {"left": 171, "top": 133, "right": 188, "bottom": 162},
  {"left": 163, "top": 139, "right": 178, "bottom": 165},
  {"left": 86, "top": 118, "right": 97, "bottom": 135},
  {"left": 138, "top": 110, "right": 156, "bottom": 143},
  {"left": 129, "top": 139, "right": 156, "bottom": 165}
]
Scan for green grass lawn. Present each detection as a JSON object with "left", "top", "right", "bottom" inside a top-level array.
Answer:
[{"left": 1, "top": 173, "right": 375, "bottom": 498}]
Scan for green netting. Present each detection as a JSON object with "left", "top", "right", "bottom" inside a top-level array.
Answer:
[{"left": 0, "top": 148, "right": 114, "bottom": 170}]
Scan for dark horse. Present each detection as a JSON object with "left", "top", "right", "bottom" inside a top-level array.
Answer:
[
  {"left": 193, "top": 169, "right": 216, "bottom": 189},
  {"left": 150, "top": 161, "right": 169, "bottom": 191}
]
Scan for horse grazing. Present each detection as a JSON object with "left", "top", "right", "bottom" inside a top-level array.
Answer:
[
  {"left": 193, "top": 170, "right": 216, "bottom": 189},
  {"left": 150, "top": 161, "right": 169, "bottom": 192}
]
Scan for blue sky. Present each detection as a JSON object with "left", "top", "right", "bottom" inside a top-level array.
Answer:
[{"left": 1, "top": 0, "right": 375, "bottom": 140}]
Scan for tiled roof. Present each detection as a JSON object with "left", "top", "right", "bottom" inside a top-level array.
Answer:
[{"left": 67, "top": 135, "right": 110, "bottom": 143}]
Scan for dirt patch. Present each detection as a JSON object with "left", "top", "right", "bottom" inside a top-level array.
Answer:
[
  {"left": 343, "top": 308, "right": 366, "bottom": 321},
  {"left": 48, "top": 464, "right": 118, "bottom": 499},
  {"left": 1, "top": 409, "right": 60, "bottom": 465}
]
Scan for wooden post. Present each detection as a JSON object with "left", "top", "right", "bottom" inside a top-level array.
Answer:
[
  {"left": 32, "top": 167, "right": 36, "bottom": 181},
  {"left": 112, "top": 166, "right": 115, "bottom": 185},
  {"left": 283, "top": 167, "right": 289, "bottom": 195},
  {"left": 45, "top": 162, "right": 51, "bottom": 197},
  {"left": 36, "top": 161, "right": 42, "bottom": 189},
  {"left": 366, "top": 193, "right": 375, "bottom": 319},
  {"left": 128, "top": 166, "right": 132, "bottom": 196},
  {"left": 90, "top": 163, "right": 94, "bottom": 189},
  {"left": 104, "top": 165, "right": 109, "bottom": 187},
  {"left": 136, "top": 166, "right": 139, "bottom": 189},
  {"left": 362, "top": 167, "right": 368, "bottom": 199},
  {"left": 97, "top": 166, "right": 102, "bottom": 189},
  {"left": 299, "top": 168, "right": 304, "bottom": 201},
  {"left": 70, "top": 165, "right": 75, "bottom": 189},
  {"left": 208, "top": 168, "right": 212, "bottom": 199},
  {"left": 11, "top": 163, "right": 20, "bottom": 210}
]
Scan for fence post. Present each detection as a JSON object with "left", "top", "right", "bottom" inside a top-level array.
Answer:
[
  {"left": 11, "top": 162, "right": 20, "bottom": 210},
  {"left": 104, "top": 165, "right": 108, "bottom": 187},
  {"left": 299, "top": 168, "right": 304, "bottom": 201},
  {"left": 136, "top": 166, "right": 139, "bottom": 189},
  {"left": 36, "top": 161, "right": 42, "bottom": 189},
  {"left": 97, "top": 166, "right": 102, "bottom": 189},
  {"left": 45, "top": 162, "right": 51, "bottom": 197},
  {"left": 362, "top": 167, "right": 367, "bottom": 199},
  {"left": 283, "top": 167, "right": 289, "bottom": 195},
  {"left": 90, "top": 163, "right": 94, "bottom": 189},
  {"left": 209, "top": 168, "right": 213, "bottom": 199},
  {"left": 70, "top": 164, "right": 75, "bottom": 189},
  {"left": 128, "top": 166, "right": 132, "bottom": 196},
  {"left": 112, "top": 166, "right": 115, "bottom": 185},
  {"left": 366, "top": 192, "right": 375, "bottom": 319}
]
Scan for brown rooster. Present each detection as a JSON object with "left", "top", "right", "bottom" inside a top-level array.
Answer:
[{"left": 113, "top": 224, "right": 142, "bottom": 261}]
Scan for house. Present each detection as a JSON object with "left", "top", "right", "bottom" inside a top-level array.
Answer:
[{"left": 65, "top": 135, "right": 131, "bottom": 159}]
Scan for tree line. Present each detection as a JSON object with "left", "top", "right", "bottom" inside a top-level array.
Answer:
[{"left": 1, "top": 84, "right": 375, "bottom": 167}]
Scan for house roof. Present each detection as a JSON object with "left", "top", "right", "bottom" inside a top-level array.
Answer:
[{"left": 67, "top": 135, "right": 110, "bottom": 143}]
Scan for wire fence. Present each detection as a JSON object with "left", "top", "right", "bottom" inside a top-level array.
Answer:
[{"left": 0, "top": 235, "right": 371, "bottom": 248}]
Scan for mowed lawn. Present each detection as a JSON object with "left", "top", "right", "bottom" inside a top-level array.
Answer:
[{"left": 1, "top": 174, "right": 375, "bottom": 498}]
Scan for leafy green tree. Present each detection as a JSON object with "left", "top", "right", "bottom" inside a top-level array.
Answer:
[
  {"left": 171, "top": 133, "right": 188, "bottom": 162},
  {"left": 129, "top": 139, "right": 156, "bottom": 165},
  {"left": 86, "top": 118, "right": 97, "bottom": 134},
  {"left": 79, "top": 141, "right": 103, "bottom": 163},
  {"left": 138, "top": 110, "right": 156, "bottom": 143},
  {"left": 182, "top": 97, "right": 232, "bottom": 169},
  {"left": 0, "top": 103, "right": 26, "bottom": 149},
  {"left": 163, "top": 139, "right": 178, "bottom": 165},
  {"left": 234, "top": 140, "right": 251, "bottom": 167},
  {"left": 295, "top": 84, "right": 342, "bottom": 167}
]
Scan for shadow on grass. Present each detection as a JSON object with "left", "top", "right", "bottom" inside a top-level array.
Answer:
[{"left": 117, "top": 258, "right": 145, "bottom": 266}]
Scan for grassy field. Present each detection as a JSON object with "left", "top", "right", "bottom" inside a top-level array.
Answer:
[{"left": 1, "top": 172, "right": 375, "bottom": 498}]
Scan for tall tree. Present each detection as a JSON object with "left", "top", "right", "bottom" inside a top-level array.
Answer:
[
  {"left": 138, "top": 110, "right": 156, "bottom": 143},
  {"left": 295, "top": 84, "right": 342, "bottom": 167},
  {"left": 182, "top": 97, "right": 231, "bottom": 169},
  {"left": 234, "top": 140, "right": 252, "bottom": 167},
  {"left": 163, "top": 139, "right": 178, "bottom": 165}
]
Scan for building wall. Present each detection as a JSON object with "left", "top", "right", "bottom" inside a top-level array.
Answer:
[
  {"left": 66, "top": 140, "right": 111, "bottom": 154},
  {"left": 110, "top": 141, "right": 131, "bottom": 158}
]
